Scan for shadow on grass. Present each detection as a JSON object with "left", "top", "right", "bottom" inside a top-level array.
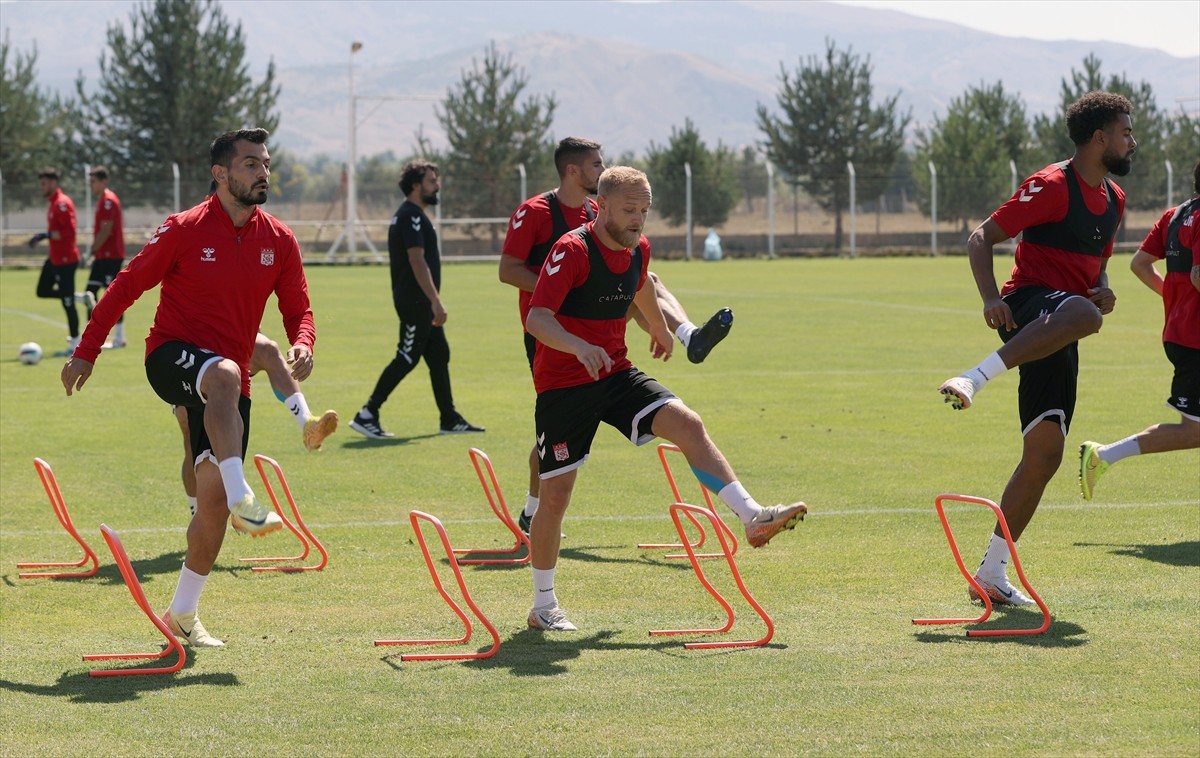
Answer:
[
  {"left": 337, "top": 433, "right": 438, "bottom": 449},
  {"left": 2, "top": 550, "right": 188, "bottom": 588},
  {"left": 912, "top": 610, "right": 1087, "bottom": 648},
  {"left": 380, "top": 628, "right": 787, "bottom": 676},
  {"left": 0, "top": 651, "right": 239, "bottom": 703},
  {"left": 1073, "top": 540, "right": 1200, "bottom": 568}
]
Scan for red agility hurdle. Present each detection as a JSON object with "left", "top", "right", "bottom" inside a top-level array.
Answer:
[
  {"left": 638, "top": 444, "right": 739, "bottom": 559},
  {"left": 451, "top": 448, "right": 530, "bottom": 566},
  {"left": 650, "top": 502, "right": 774, "bottom": 649},
  {"left": 84, "top": 524, "right": 186, "bottom": 677},
  {"left": 238, "top": 454, "right": 328, "bottom": 572},
  {"left": 17, "top": 458, "right": 99, "bottom": 579},
  {"left": 912, "top": 493, "right": 1051, "bottom": 637},
  {"left": 375, "top": 510, "right": 500, "bottom": 661}
]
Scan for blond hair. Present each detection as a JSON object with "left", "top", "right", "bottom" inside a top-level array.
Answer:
[{"left": 598, "top": 166, "right": 650, "bottom": 198}]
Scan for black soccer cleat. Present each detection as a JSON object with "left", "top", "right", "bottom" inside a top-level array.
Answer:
[{"left": 687, "top": 307, "right": 734, "bottom": 364}]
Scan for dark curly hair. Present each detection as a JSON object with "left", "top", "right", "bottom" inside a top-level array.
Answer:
[{"left": 1065, "top": 92, "right": 1133, "bottom": 146}]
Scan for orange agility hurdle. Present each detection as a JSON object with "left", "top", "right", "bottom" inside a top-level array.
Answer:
[
  {"left": 375, "top": 510, "right": 500, "bottom": 661},
  {"left": 638, "top": 444, "right": 739, "bottom": 559},
  {"left": 912, "top": 493, "right": 1051, "bottom": 637},
  {"left": 17, "top": 458, "right": 99, "bottom": 579},
  {"left": 451, "top": 448, "right": 530, "bottom": 566},
  {"left": 650, "top": 502, "right": 774, "bottom": 649},
  {"left": 238, "top": 455, "right": 328, "bottom": 572},
  {"left": 84, "top": 524, "right": 186, "bottom": 677}
]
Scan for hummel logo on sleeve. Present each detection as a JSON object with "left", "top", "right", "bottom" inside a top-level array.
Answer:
[
  {"left": 546, "top": 250, "right": 566, "bottom": 276},
  {"left": 1018, "top": 181, "right": 1043, "bottom": 203},
  {"left": 410, "top": 217, "right": 421, "bottom": 232},
  {"left": 512, "top": 209, "right": 527, "bottom": 229}
]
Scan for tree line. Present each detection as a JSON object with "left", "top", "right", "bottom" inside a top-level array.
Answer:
[{"left": 3, "top": 0, "right": 1197, "bottom": 251}]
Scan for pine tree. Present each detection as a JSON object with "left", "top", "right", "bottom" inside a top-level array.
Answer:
[
  {"left": 644, "top": 118, "right": 740, "bottom": 240},
  {"left": 0, "top": 34, "right": 76, "bottom": 204}
]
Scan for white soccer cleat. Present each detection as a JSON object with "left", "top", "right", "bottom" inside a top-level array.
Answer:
[
  {"left": 161, "top": 609, "right": 224, "bottom": 647},
  {"left": 230, "top": 494, "right": 283, "bottom": 537},
  {"left": 969, "top": 574, "right": 1035, "bottom": 606},
  {"left": 939, "top": 375, "right": 978, "bottom": 410},
  {"left": 528, "top": 606, "right": 578, "bottom": 632}
]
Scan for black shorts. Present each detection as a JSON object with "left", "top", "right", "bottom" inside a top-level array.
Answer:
[
  {"left": 534, "top": 368, "right": 678, "bottom": 479},
  {"left": 524, "top": 331, "right": 537, "bottom": 374},
  {"left": 999, "top": 286, "right": 1083, "bottom": 435},
  {"left": 146, "top": 341, "right": 251, "bottom": 463},
  {"left": 1164, "top": 342, "right": 1200, "bottom": 422},
  {"left": 88, "top": 259, "right": 123, "bottom": 289}
]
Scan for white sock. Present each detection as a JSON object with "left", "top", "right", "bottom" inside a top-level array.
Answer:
[
  {"left": 523, "top": 493, "right": 539, "bottom": 518},
  {"left": 977, "top": 533, "right": 1011, "bottom": 581},
  {"left": 675, "top": 322, "right": 698, "bottom": 347},
  {"left": 1099, "top": 435, "right": 1141, "bottom": 464},
  {"left": 285, "top": 392, "right": 311, "bottom": 430},
  {"left": 186, "top": 496, "right": 198, "bottom": 517},
  {"left": 965, "top": 352, "right": 1009, "bottom": 390},
  {"left": 718, "top": 481, "right": 763, "bottom": 524},
  {"left": 169, "top": 565, "right": 208, "bottom": 615},
  {"left": 532, "top": 567, "right": 558, "bottom": 610},
  {"left": 68, "top": 335, "right": 81, "bottom": 351},
  {"left": 114, "top": 322, "right": 125, "bottom": 342},
  {"left": 217, "top": 457, "right": 254, "bottom": 509}
]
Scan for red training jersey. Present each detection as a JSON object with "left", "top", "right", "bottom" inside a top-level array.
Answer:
[
  {"left": 45, "top": 188, "right": 79, "bottom": 266},
  {"left": 75, "top": 194, "right": 315, "bottom": 396},
  {"left": 501, "top": 193, "right": 598, "bottom": 329},
  {"left": 1139, "top": 203, "right": 1200, "bottom": 349},
  {"left": 528, "top": 221, "right": 650, "bottom": 393},
  {"left": 92, "top": 188, "right": 125, "bottom": 261},
  {"left": 993, "top": 162, "right": 1125, "bottom": 297}
]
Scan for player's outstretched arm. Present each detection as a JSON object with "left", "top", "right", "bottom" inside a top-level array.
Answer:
[
  {"left": 967, "top": 218, "right": 1015, "bottom": 331},
  {"left": 527, "top": 306, "right": 612, "bottom": 379},
  {"left": 632, "top": 277, "right": 672, "bottom": 361},
  {"left": 61, "top": 357, "right": 94, "bottom": 396}
]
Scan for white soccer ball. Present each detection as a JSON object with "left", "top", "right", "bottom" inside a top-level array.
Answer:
[{"left": 18, "top": 342, "right": 43, "bottom": 365}]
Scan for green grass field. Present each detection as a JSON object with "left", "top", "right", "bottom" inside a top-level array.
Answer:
[{"left": 1, "top": 255, "right": 1196, "bottom": 756}]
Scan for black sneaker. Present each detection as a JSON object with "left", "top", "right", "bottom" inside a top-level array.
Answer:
[
  {"left": 517, "top": 509, "right": 532, "bottom": 535},
  {"left": 687, "top": 307, "right": 734, "bottom": 364},
  {"left": 440, "top": 416, "right": 485, "bottom": 434},
  {"left": 350, "top": 410, "right": 393, "bottom": 438}
]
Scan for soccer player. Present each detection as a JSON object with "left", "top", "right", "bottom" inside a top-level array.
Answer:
[
  {"left": 938, "top": 91, "right": 1135, "bottom": 605},
  {"left": 1079, "top": 160, "right": 1200, "bottom": 498},
  {"left": 523, "top": 166, "right": 805, "bottom": 632},
  {"left": 350, "top": 160, "right": 483, "bottom": 438},
  {"left": 175, "top": 332, "right": 339, "bottom": 515},
  {"left": 83, "top": 166, "right": 127, "bottom": 347},
  {"left": 62, "top": 128, "right": 315, "bottom": 647},
  {"left": 500, "top": 137, "right": 734, "bottom": 534},
  {"left": 28, "top": 167, "right": 82, "bottom": 357}
]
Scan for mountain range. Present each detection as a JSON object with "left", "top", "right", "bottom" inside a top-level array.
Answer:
[{"left": 5, "top": 0, "right": 1198, "bottom": 159}]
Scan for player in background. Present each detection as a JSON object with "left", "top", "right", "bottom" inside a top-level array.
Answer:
[
  {"left": 28, "top": 167, "right": 82, "bottom": 357},
  {"left": 523, "top": 166, "right": 804, "bottom": 632},
  {"left": 350, "top": 160, "right": 483, "bottom": 438},
  {"left": 500, "top": 137, "right": 734, "bottom": 534},
  {"left": 83, "top": 166, "right": 128, "bottom": 347},
  {"left": 62, "top": 128, "right": 315, "bottom": 648},
  {"left": 1079, "top": 160, "right": 1200, "bottom": 498},
  {"left": 176, "top": 332, "right": 339, "bottom": 515},
  {"left": 938, "top": 92, "right": 1135, "bottom": 605}
]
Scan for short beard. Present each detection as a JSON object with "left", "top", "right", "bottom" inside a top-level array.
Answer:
[
  {"left": 228, "top": 176, "right": 269, "bottom": 206},
  {"left": 604, "top": 218, "right": 641, "bottom": 249},
  {"left": 1103, "top": 152, "right": 1134, "bottom": 177},
  {"left": 422, "top": 192, "right": 439, "bottom": 206}
]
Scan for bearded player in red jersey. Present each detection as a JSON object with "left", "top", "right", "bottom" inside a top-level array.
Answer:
[
  {"left": 522, "top": 166, "right": 804, "bottom": 632},
  {"left": 61, "top": 128, "right": 316, "bottom": 648},
  {"left": 938, "top": 92, "right": 1135, "bottom": 606},
  {"left": 1079, "top": 160, "right": 1200, "bottom": 498},
  {"left": 29, "top": 167, "right": 82, "bottom": 357},
  {"left": 500, "top": 137, "right": 734, "bottom": 536}
]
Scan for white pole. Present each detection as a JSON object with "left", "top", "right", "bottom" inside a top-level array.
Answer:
[
  {"left": 928, "top": 161, "right": 938, "bottom": 257},
  {"left": 1165, "top": 159, "right": 1174, "bottom": 209},
  {"left": 847, "top": 161, "right": 856, "bottom": 259},
  {"left": 766, "top": 160, "right": 775, "bottom": 259},
  {"left": 684, "top": 161, "right": 692, "bottom": 261},
  {"left": 518, "top": 162, "right": 527, "bottom": 203},
  {"left": 172, "top": 162, "right": 180, "bottom": 213},
  {"left": 347, "top": 42, "right": 362, "bottom": 262}
]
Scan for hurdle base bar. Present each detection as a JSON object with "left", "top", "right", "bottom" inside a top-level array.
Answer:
[
  {"left": 649, "top": 502, "right": 774, "bottom": 649},
  {"left": 912, "top": 493, "right": 1051, "bottom": 637},
  {"left": 638, "top": 444, "right": 739, "bottom": 559},
  {"left": 374, "top": 510, "right": 500, "bottom": 661},
  {"left": 17, "top": 458, "right": 100, "bottom": 579},
  {"left": 450, "top": 448, "right": 530, "bottom": 566},
  {"left": 84, "top": 525, "right": 186, "bottom": 676},
  {"left": 238, "top": 454, "right": 328, "bottom": 572}
]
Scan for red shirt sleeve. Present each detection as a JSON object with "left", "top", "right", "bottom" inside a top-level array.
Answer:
[
  {"left": 1140, "top": 208, "right": 1173, "bottom": 259},
  {"left": 501, "top": 195, "right": 552, "bottom": 265},
  {"left": 991, "top": 167, "right": 1069, "bottom": 239},
  {"left": 274, "top": 233, "right": 316, "bottom": 353}
]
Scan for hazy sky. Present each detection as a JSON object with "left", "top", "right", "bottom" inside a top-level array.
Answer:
[{"left": 834, "top": 0, "right": 1200, "bottom": 58}]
